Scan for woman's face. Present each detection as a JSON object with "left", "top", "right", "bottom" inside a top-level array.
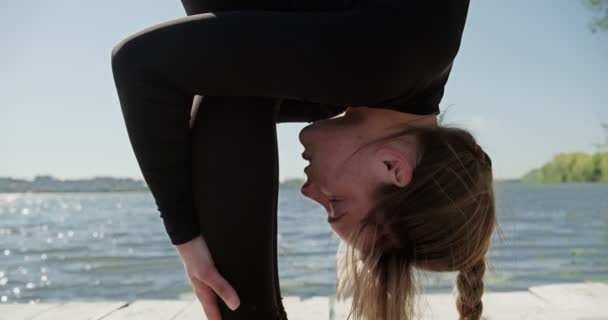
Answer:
[{"left": 298, "top": 107, "right": 420, "bottom": 241}]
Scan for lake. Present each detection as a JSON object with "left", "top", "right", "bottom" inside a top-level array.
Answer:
[{"left": 0, "top": 182, "right": 607, "bottom": 303}]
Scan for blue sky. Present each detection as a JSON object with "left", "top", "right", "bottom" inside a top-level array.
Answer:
[{"left": 1, "top": 0, "right": 606, "bottom": 182}]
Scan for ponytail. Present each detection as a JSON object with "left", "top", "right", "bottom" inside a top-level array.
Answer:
[{"left": 455, "top": 259, "right": 485, "bottom": 320}]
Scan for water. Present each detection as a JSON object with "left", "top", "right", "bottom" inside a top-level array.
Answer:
[{"left": 0, "top": 183, "right": 607, "bottom": 303}]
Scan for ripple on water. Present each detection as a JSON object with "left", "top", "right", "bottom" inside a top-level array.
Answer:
[{"left": 0, "top": 186, "right": 607, "bottom": 302}]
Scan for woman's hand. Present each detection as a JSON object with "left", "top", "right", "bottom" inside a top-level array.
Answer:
[{"left": 175, "top": 234, "right": 240, "bottom": 320}]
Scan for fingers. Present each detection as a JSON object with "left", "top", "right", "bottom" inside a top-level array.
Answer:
[
  {"left": 195, "top": 285, "right": 221, "bottom": 320},
  {"left": 205, "top": 270, "right": 241, "bottom": 311}
]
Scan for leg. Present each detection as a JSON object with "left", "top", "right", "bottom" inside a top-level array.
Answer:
[
  {"left": 180, "top": 0, "right": 367, "bottom": 317},
  {"left": 181, "top": 0, "right": 356, "bottom": 124},
  {"left": 180, "top": 0, "right": 289, "bottom": 128},
  {"left": 183, "top": 1, "right": 362, "bottom": 318},
  {"left": 179, "top": 2, "right": 287, "bottom": 319},
  {"left": 110, "top": 7, "right": 413, "bottom": 109},
  {"left": 181, "top": 0, "right": 359, "bottom": 128},
  {"left": 191, "top": 96, "right": 283, "bottom": 319}
]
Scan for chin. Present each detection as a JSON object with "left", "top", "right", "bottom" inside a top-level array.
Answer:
[{"left": 331, "top": 229, "right": 347, "bottom": 242}]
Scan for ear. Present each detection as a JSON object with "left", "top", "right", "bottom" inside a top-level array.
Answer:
[{"left": 376, "top": 148, "right": 414, "bottom": 188}]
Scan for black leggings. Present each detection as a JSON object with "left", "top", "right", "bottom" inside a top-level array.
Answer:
[
  {"left": 110, "top": 0, "right": 465, "bottom": 318},
  {"left": 112, "top": 0, "right": 356, "bottom": 319},
  {"left": 181, "top": 2, "right": 322, "bottom": 320}
]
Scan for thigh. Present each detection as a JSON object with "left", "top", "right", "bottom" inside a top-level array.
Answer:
[
  {"left": 110, "top": 4, "right": 422, "bottom": 110},
  {"left": 180, "top": 0, "right": 359, "bottom": 125}
]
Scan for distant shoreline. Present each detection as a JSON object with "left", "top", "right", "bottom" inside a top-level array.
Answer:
[
  {"left": 522, "top": 151, "right": 608, "bottom": 183},
  {"left": 0, "top": 175, "right": 308, "bottom": 193},
  {"left": 2, "top": 174, "right": 606, "bottom": 194}
]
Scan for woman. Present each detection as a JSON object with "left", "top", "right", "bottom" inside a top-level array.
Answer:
[{"left": 110, "top": 0, "right": 496, "bottom": 319}]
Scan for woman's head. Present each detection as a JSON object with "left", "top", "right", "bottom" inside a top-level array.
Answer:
[
  {"left": 298, "top": 106, "right": 435, "bottom": 241},
  {"left": 298, "top": 106, "right": 497, "bottom": 320}
]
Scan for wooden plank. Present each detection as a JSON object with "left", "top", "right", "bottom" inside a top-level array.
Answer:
[
  {"left": 169, "top": 300, "right": 205, "bottom": 320},
  {"left": 417, "top": 293, "right": 458, "bottom": 320},
  {"left": 283, "top": 296, "right": 329, "bottom": 320},
  {"left": 333, "top": 295, "right": 463, "bottom": 320},
  {"left": 100, "top": 300, "right": 190, "bottom": 320},
  {"left": 174, "top": 297, "right": 331, "bottom": 320},
  {"left": 1, "top": 283, "right": 606, "bottom": 320},
  {"left": 529, "top": 283, "right": 608, "bottom": 308},
  {"left": 333, "top": 291, "right": 554, "bottom": 320},
  {"left": 30, "top": 301, "right": 127, "bottom": 320},
  {"left": 470, "top": 291, "right": 550, "bottom": 320},
  {"left": 331, "top": 296, "right": 353, "bottom": 320},
  {"left": 0, "top": 303, "right": 61, "bottom": 320},
  {"left": 529, "top": 283, "right": 608, "bottom": 319}
]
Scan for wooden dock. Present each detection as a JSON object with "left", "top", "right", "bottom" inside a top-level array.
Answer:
[{"left": 1, "top": 282, "right": 606, "bottom": 319}]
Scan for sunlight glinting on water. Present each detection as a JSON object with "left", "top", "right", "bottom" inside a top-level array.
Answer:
[{"left": 0, "top": 184, "right": 607, "bottom": 303}]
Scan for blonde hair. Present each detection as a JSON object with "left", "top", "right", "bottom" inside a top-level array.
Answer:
[{"left": 335, "top": 125, "right": 497, "bottom": 320}]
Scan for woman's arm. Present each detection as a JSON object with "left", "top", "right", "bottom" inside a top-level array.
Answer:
[{"left": 175, "top": 235, "right": 241, "bottom": 319}]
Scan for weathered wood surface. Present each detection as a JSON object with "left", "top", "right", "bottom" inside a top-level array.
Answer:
[
  {"left": 39, "top": 302, "right": 128, "bottom": 320},
  {"left": 100, "top": 300, "right": 190, "bottom": 320},
  {"left": 0, "top": 283, "right": 605, "bottom": 319}
]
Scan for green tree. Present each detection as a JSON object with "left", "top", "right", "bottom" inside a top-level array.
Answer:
[
  {"left": 522, "top": 121, "right": 608, "bottom": 183},
  {"left": 571, "top": 153, "right": 597, "bottom": 181},
  {"left": 522, "top": 152, "right": 608, "bottom": 183},
  {"left": 583, "top": 0, "right": 608, "bottom": 33},
  {"left": 594, "top": 152, "right": 608, "bottom": 182},
  {"left": 598, "top": 121, "right": 608, "bottom": 151}
]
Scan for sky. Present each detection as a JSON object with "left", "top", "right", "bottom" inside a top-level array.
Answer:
[{"left": 1, "top": 0, "right": 606, "bottom": 182}]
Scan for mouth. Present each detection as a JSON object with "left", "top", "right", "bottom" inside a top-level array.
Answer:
[{"left": 302, "top": 152, "right": 311, "bottom": 161}]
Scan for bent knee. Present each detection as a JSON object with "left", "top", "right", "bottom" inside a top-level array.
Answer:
[{"left": 110, "top": 35, "right": 140, "bottom": 73}]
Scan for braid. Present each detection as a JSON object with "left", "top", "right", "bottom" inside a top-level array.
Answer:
[{"left": 455, "top": 259, "right": 486, "bottom": 320}]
